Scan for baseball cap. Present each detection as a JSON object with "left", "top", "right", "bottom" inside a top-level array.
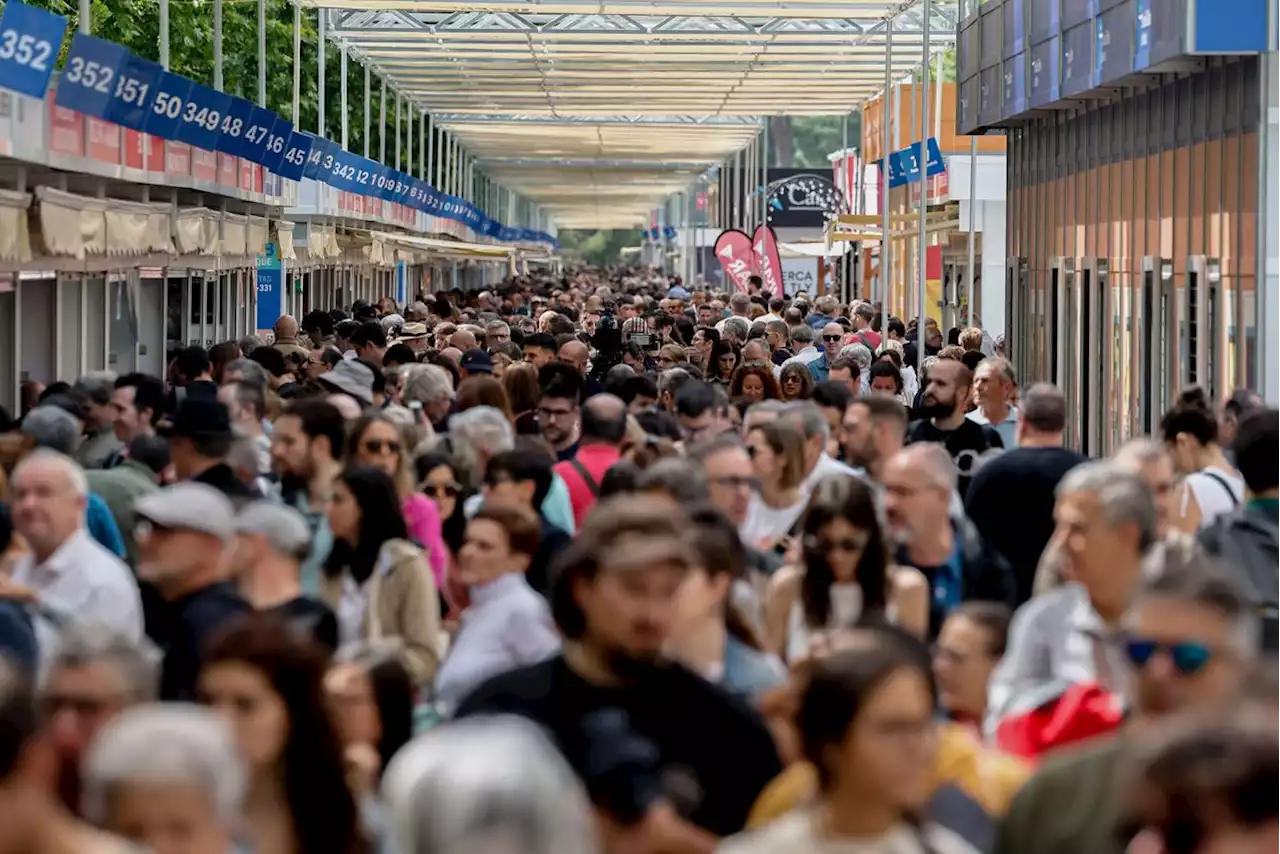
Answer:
[
  {"left": 234, "top": 501, "right": 312, "bottom": 559},
  {"left": 459, "top": 348, "right": 494, "bottom": 374},
  {"left": 133, "top": 482, "right": 236, "bottom": 541}
]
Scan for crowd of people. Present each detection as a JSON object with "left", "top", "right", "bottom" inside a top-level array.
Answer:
[{"left": 0, "top": 267, "right": 1273, "bottom": 854}]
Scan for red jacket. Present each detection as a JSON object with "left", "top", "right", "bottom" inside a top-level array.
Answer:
[{"left": 554, "top": 444, "right": 621, "bottom": 528}]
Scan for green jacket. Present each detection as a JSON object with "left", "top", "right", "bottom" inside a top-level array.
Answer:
[
  {"left": 991, "top": 737, "right": 1128, "bottom": 854},
  {"left": 86, "top": 460, "right": 159, "bottom": 569},
  {"left": 77, "top": 426, "right": 124, "bottom": 471}
]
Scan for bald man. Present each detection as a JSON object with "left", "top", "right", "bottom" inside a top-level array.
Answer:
[
  {"left": 449, "top": 329, "right": 478, "bottom": 351},
  {"left": 906, "top": 359, "right": 1002, "bottom": 498},
  {"left": 271, "top": 315, "right": 311, "bottom": 362},
  {"left": 558, "top": 340, "right": 590, "bottom": 377},
  {"left": 881, "top": 444, "right": 1016, "bottom": 637},
  {"left": 554, "top": 393, "right": 627, "bottom": 526}
]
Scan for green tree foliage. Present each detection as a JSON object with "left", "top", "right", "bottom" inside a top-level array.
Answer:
[
  {"left": 557, "top": 229, "right": 643, "bottom": 266},
  {"left": 769, "top": 114, "right": 864, "bottom": 168}
]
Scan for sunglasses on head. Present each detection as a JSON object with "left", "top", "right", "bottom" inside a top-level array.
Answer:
[{"left": 1124, "top": 637, "right": 1215, "bottom": 675}]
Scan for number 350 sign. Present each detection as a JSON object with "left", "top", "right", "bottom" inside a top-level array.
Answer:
[{"left": 0, "top": 0, "right": 68, "bottom": 99}]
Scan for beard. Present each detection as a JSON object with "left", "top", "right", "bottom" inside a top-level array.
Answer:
[
  {"left": 602, "top": 643, "right": 668, "bottom": 685},
  {"left": 279, "top": 472, "right": 310, "bottom": 495},
  {"left": 920, "top": 395, "right": 956, "bottom": 420}
]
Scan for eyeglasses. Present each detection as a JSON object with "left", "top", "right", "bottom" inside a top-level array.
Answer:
[
  {"left": 1123, "top": 637, "right": 1216, "bottom": 675},
  {"left": 823, "top": 334, "right": 844, "bottom": 342},
  {"left": 361, "top": 439, "right": 402, "bottom": 455},
  {"left": 40, "top": 693, "right": 120, "bottom": 719},
  {"left": 709, "top": 474, "right": 762, "bottom": 492},
  {"left": 424, "top": 482, "right": 461, "bottom": 499},
  {"left": 807, "top": 535, "right": 869, "bottom": 554}
]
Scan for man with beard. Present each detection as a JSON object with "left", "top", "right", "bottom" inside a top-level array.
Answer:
[
  {"left": 457, "top": 496, "right": 782, "bottom": 845},
  {"left": 269, "top": 398, "right": 346, "bottom": 594},
  {"left": 841, "top": 395, "right": 909, "bottom": 482},
  {"left": 907, "top": 359, "right": 1002, "bottom": 498},
  {"left": 537, "top": 364, "right": 584, "bottom": 462}
]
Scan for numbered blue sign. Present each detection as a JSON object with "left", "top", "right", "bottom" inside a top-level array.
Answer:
[
  {"left": 141, "top": 71, "right": 191, "bottom": 139},
  {"left": 255, "top": 241, "right": 283, "bottom": 333},
  {"left": 260, "top": 115, "right": 292, "bottom": 172},
  {"left": 0, "top": 1, "right": 67, "bottom": 99},
  {"left": 54, "top": 33, "right": 129, "bottom": 117},
  {"left": 173, "top": 81, "right": 229, "bottom": 150},
  {"left": 303, "top": 137, "right": 333, "bottom": 180},
  {"left": 215, "top": 96, "right": 254, "bottom": 157},
  {"left": 104, "top": 52, "right": 162, "bottom": 131},
  {"left": 235, "top": 105, "right": 273, "bottom": 163},
  {"left": 276, "top": 130, "right": 313, "bottom": 181},
  {"left": 924, "top": 138, "right": 946, "bottom": 178}
]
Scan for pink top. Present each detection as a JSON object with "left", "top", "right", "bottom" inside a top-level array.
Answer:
[{"left": 402, "top": 493, "right": 447, "bottom": 587}]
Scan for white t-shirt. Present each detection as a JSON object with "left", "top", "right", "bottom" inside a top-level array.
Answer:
[
  {"left": 741, "top": 491, "right": 808, "bottom": 549},
  {"left": 1184, "top": 466, "right": 1246, "bottom": 528},
  {"left": 718, "top": 812, "right": 979, "bottom": 854}
]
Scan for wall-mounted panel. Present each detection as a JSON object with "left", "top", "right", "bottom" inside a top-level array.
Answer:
[
  {"left": 1095, "top": 1, "right": 1137, "bottom": 86},
  {"left": 1061, "top": 21, "right": 1095, "bottom": 96},
  {"left": 1004, "top": 53, "right": 1029, "bottom": 117},
  {"left": 1029, "top": 37, "right": 1062, "bottom": 107}
]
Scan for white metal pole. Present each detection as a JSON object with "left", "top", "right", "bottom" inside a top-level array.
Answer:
[
  {"left": 363, "top": 66, "right": 370, "bottom": 158},
  {"left": 159, "top": 0, "right": 169, "bottom": 67},
  {"left": 916, "top": 0, "right": 930, "bottom": 376},
  {"left": 426, "top": 116, "right": 434, "bottom": 185},
  {"left": 395, "top": 93, "right": 402, "bottom": 170},
  {"left": 340, "top": 43, "right": 348, "bottom": 149},
  {"left": 379, "top": 79, "right": 386, "bottom": 163},
  {"left": 257, "top": 0, "right": 266, "bottom": 105},
  {"left": 967, "top": 135, "right": 977, "bottom": 324},
  {"left": 880, "top": 18, "right": 893, "bottom": 307},
  {"left": 213, "top": 0, "right": 223, "bottom": 89},
  {"left": 316, "top": 10, "right": 325, "bottom": 135},
  {"left": 291, "top": 3, "right": 300, "bottom": 123}
]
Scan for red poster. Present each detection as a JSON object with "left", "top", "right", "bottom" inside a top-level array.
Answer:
[
  {"left": 145, "top": 135, "right": 166, "bottom": 173},
  {"left": 123, "top": 130, "right": 145, "bottom": 170},
  {"left": 86, "top": 118, "right": 121, "bottom": 165},
  {"left": 752, "top": 225, "right": 784, "bottom": 297},
  {"left": 48, "top": 104, "right": 84, "bottom": 157},
  {"left": 218, "top": 154, "right": 238, "bottom": 188},
  {"left": 713, "top": 229, "right": 757, "bottom": 294},
  {"left": 165, "top": 141, "right": 191, "bottom": 176},
  {"left": 192, "top": 147, "right": 217, "bottom": 182},
  {"left": 242, "top": 163, "right": 262, "bottom": 194}
]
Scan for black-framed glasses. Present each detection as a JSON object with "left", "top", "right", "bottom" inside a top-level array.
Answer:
[
  {"left": 823, "top": 334, "right": 844, "bottom": 342},
  {"left": 709, "top": 474, "right": 762, "bottom": 492}
]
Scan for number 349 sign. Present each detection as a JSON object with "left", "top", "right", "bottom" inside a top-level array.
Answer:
[{"left": 0, "top": 0, "right": 68, "bottom": 99}]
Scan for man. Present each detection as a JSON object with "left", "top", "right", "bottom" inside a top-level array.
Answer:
[
  {"left": 398, "top": 322, "right": 431, "bottom": 354},
  {"left": 85, "top": 435, "right": 166, "bottom": 570},
  {"left": 457, "top": 496, "right": 782, "bottom": 842},
  {"left": 992, "top": 549, "right": 1259, "bottom": 854},
  {"left": 6, "top": 451, "right": 145, "bottom": 648},
  {"left": 715, "top": 293, "right": 753, "bottom": 335},
  {"left": 765, "top": 320, "right": 791, "bottom": 366},
  {"left": 697, "top": 304, "right": 718, "bottom": 327},
  {"left": 0, "top": 660, "right": 135, "bottom": 854},
  {"left": 689, "top": 436, "right": 780, "bottom": 582},
  {"left": 270, "top": 398, "right": 345, "bottom": 595},
  {"left": 451, "top": 328, "right": 479, "bottom": 351},
  {"left": 555, "top": 394, "right": 626, "bottom": 527},
  {"left": 133, "top": 482, "right": 250, "bottom": 701},
  {"left": 691, "top": 327, "right": 719, "bottom": 370},
  {"left": 40, "top": 625, "right": 157, "bottom": 813},
  {"left": 218, "top": 379, "right": 271, "bottom": 480},
  {"left": 316, "top": 359, "right": 376, "bottom": 409},
  {"left": 826, "top": 357, "right": 859, "bottom": 396},
  {"left": 459, "top": 348, "right": 495, "bottom": 381},
  {"left": 169, "top": 345, "right": 217, "bottom": 403},
  {"left": 72, "top": 373, "right": 123, "bottom": 470},
  {"left": 1113, "top": 439, "right": 1179, "bottom": 539},
  {"left": 965, "top": 384, "right": 1086, "bottom": 605},
  {"left": 968, "top": 358, "right": 1020, "bottom": 448},
  {"left": 485, "top": 320, "right": 511, "bottom": 349},
  {"left": 270, "top": 315, "right": 311, "bottom": 362},
  {"left": 558, "top": 339, "right": 591, "bottom": 377},
  {"left": 810, "top": 381, "right": 853, "bottom": 454},
  {"left": 849, "top": 301, "right": 881, "bottom": 350},
  {"left": 523, "top": 332, "right": 558, "bottom": 368},
  {"left": 161, "top": 398, "right": 258, "bottom": 502},
  {"left": 538, "top": 364, "right": 583, "bottom": 462},
  {"left": 760, "top": 296, "right": 785, "bottom": 324},
  {"left": 231, "top": 501, "right": 338, "bottom": 651},
  {"left": 740, "top": 339, "right": 769, "bottom": 366},
  {"left": 781, "top": 323, "right": 828, "bottom": 382},
  {"left": 720, "top": 317, "right": 750, "bottom": 349},
  {"left": 904, "top": 316, "right": 943, "bottom": 367},
  {"left": 841, "top": 395, "right": 908, "bottom": 482},
  {"left": 804, "top": 295, "right": 839, "bottom": 330},
  {"left": 350, "top": 321, "right": 388, "bottom": 365},
  {"left": 673, "top": 382, "right": 728, "bottom": 445},
  {"left": 780, "top": 401, "right": 857, "bottom": 493},
  {"left": 987, "top": 463, "right": 1155, "bottom": 733},
  {"left": 483, "top": 449, "right": 574, "bottom": 598},
  {"left": 907, "top": 359, "right": 1001, "bottom": 497},
  {"left": 402, "top": 364, "right": 455, "bottom": 432},
  {"left": 110, "top": 373, "right": 165, "bottom": 449},
  {"left": 883, "top": 444, "right": 1016, "bottom": 637},
  {"left": 1198, "top": 406, "right": 1279, "bottom": 650}
]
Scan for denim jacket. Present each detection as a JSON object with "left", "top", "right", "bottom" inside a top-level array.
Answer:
[{"left": 722, "top": 636, "right": 785, "bottom": 703}]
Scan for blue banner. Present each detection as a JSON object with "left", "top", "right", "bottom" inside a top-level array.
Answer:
[
  {"left": 261, "top": 115, "right": 291, "bottom": 172},
  {"left": 172, "top": 81, "right": 228, "bottom": 150},
  {"left": 0, "top": 1, "right": 68, "bottom": 99},
  {"left": 276, "top": 130, "right": 313, "bottom": 181},
  {"left": 887, "top": 137, "right": 947, "bottom": 189},
  {"left": 216, "top": 96, "right": 255, "bottom": 157},
  {"left": 104, "top": 52, "right": 162, "bottom": 131},
  {"left": 141, "top": 71, "right": 191, "bottom": 139},
  {"left": 55, "top": 33, "right": 129, "bottom": 117},
  {"left": 255, "top": 241, "right": 283, "bottom": 332}
]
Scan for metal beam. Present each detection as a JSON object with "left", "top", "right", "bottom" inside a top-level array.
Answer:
[
  {"left": 331, "top": 11, "right": 889, "bottom": 35},
  {"left": 480, "top": 157, "right": 721, "bottom": 167},
  {"left": 432, "top": 113, "right": 766, "bottom": 125}
]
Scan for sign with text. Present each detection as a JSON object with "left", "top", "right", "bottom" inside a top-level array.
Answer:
[
  {"left": 713, "top": 229, "right": 757, "bottom": 294},
  {"left": 0, "top": 1, "right": 67, "bottom": 99},
  {"left": 55, "top": 33, "right": 129, "bottom": 118},
  {"left": 104, "top": 52, "right": 161, "bottom": 131},
  {"left": 255, "top": 241, "right": 283, "bottom": 333},
  {"left": 172, "top": 81, "right": 228, "bottom": 151},
  {"left": 752, "top": 225, "right": 783, "bottom": 297}
]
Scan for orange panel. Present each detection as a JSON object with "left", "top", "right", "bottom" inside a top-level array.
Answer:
[
  {"left": 1240, "top": 132, "right": 1257, "bottom": 278},
  {"left": 1222, "top": 133, "right": 1240, "bottom": 275},
  {"left": 1173, "top": 148, "right": 1190, "bottom": 273},
  {"left": 1160, "top": 150, "right": 1175, "bottom": 267},
  {"left": 1119, "top": 153, "right": 1133, "bottom": 272},
  {"left": 1189, "top": 143, "right": 1205, "bottom": 257},
  {"left": 1133, "top": 154, "right": 1148, "bottom": 263},
  {"left": 1206, "top": 139, "right": 1223, "bottom": 260}
]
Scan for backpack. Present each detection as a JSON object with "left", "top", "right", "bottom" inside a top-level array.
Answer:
[{"left": 1198, "top": 506, "right": 1279, "bottom": 651}]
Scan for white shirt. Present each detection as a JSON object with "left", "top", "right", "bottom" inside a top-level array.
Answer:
[
  {"left": 715, "top": 313, "right": 753, "bottom": 334},
  {"left": 13, "top": 529, "right": 144, "bottom": 656},
  {"left": 803, "top": 453, "right": 859, "bottom": 494},
  {"left": 1184, "top": 467, "right": 1246, "bottom": 529},
  {"left": 719, "top": 811, "right": 979, "bottom": 854}
]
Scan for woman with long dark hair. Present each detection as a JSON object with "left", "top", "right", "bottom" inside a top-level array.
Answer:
[
  {"left": 763, "top": 477, "right": 927, "bottom": 661},
  {"left": 323, "top": 466, "right": 441, "bottom": 685},
  {"left": 667, "top": 506, "right": 784, "bottom": 704},
  {"left": 199, "top": 614, "right": 371, "bottom": 854},
  {"left": 779, "top": 363, "right": 815, "bottom": 401},
  {"left": 708, "top": 340, "right": 740, "bottom": 387},
  {"left": 326, "top": 640, "right": 416, "bottom": 800},
  {"left": 1159, "top": 387, "right": 1245, "bottom": 532}
]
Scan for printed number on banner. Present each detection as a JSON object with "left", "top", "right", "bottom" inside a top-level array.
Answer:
[
  {"left": 182, "top": 103, "right": 220, "bottom": 131},
  {"left": 113, "top": 74, "right": 150, "bottom": 106},
  {"left": 285, "top": 147, "right": 307, "bottom": 167},
  {"left": 65, "top": 56, "right": 114, "bottom": 92},
  {"left": 0, "top": 29, "right": 52, "bottom": 70},
  {"left": 265, "top": 133, "right": 285, "bottom": 154},
  {"left": 244, "top": 124, "right": 269, "bottom": 145},
  {"left": 153, "top": 91, "right": 183, "bottom": 119},
  {"left": 221, "top": 115, "right": 244, "bottom": 137}
]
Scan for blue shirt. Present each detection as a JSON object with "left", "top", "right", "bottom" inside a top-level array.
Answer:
[
  {"left": 934, "top": 534, "right": 966, "bottom": 615},
  {"left": 464, "top": 473, "right": 576, "bottom": 536},
  {"left": 86, "top": 493, "right": 126, "bottom": 558},
  {"left": 287, "top": 490, "right": 333, "bottom": 596}
]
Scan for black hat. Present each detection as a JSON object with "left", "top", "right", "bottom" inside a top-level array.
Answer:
[
  {"left": 157, "top": 397, "right": 234, "bottom": 439},
  {"left": 459, "top": 348, "right": 494, "bottom": 374}
]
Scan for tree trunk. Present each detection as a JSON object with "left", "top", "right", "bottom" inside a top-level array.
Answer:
[{"left": 769, "top": 116, "right": 795, "bottom": 168}]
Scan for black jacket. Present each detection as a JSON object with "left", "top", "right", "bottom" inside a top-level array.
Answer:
[{"left": 897, "top": 516, "right": 1018, "bottom": 638}]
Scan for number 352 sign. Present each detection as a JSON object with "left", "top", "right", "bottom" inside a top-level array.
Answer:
[{"left": 0, "top": 0, "right": 68, "bottom": 99}]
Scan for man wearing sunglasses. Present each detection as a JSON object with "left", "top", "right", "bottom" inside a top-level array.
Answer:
[{"left": 992, "top": 546, "right": 1259, "bottom": 854}]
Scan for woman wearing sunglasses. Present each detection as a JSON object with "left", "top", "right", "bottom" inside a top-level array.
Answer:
[
  {"left": 763, "top": 476, "right": 928, "bottom": 662},
  {"left": 348, "top": 414, "right": 447, "bottom": 590}
]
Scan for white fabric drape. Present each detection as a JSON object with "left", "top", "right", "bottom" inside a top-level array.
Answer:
[{"left": 0, "top": 190, "right": 32, "bottom": 263}]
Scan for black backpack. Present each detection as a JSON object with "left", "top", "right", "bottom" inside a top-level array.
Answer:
[{"left": 1198, "top": 506, "right": 1280, "bottom": 651}]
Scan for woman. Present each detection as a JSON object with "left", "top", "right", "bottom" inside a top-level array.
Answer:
[
  {"left": 708, "top": 340, "right": 740, "bottom": 387},
  {"left": 668, "top": 506, "right": 784, "bottom": 703},
  {"left": 433, "top": 504, "right": 560, "bottom": 715},
  {"left": 779, "top": 363, "right": 814, "bottom": 402},
  {"left": 326, "top": 641, "right": 416, "bottom": 800},
  {"left": 879, "top": 339, "right": 918, "bottom": 399},
  {"left": 730, "top": 364, "right": 782, "bottom": 403},
  {"left": 869, "top": 360, "right": 912, "bottom": 407},
  {"left": 933, "top": 602, "right": 1011, "bottom": 733},
  {"left": 348, "top": 414, "right": 448, "bottom": 588},
  {"left": 455, "top": 376, "right": 514, "bottom": 422},
  {"left": 740, "top": 420, "right": 808, "bottom": 552},
  {"left": 199, "top": 616, "right": 371, "bottom": 854},
  {"left": 416, "top": 452, "right": 471, "bottom": 567},
  {"left": 501, "top": 362, "right": 541, "bottom": 435},
  {"left": 490, "top": 351, "right": 513, "bottom": 379},
  {"left": 763, "top": 477, "right": 928, "bottom": 661},
  {"left": 657, "top": 344, "right": 687, "bottom": 371},
  {"left": 82, "top": 704, "right": 245, "bottom": 854},
  {"left": 324, "top": 466, "right": 442, "bottom": 685},
  {"left": 720, "top": 635, "right": 979, "bottom": 854},
  {"left": 1160, "top": 388, "right": 1245, "bottom": 531}
]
